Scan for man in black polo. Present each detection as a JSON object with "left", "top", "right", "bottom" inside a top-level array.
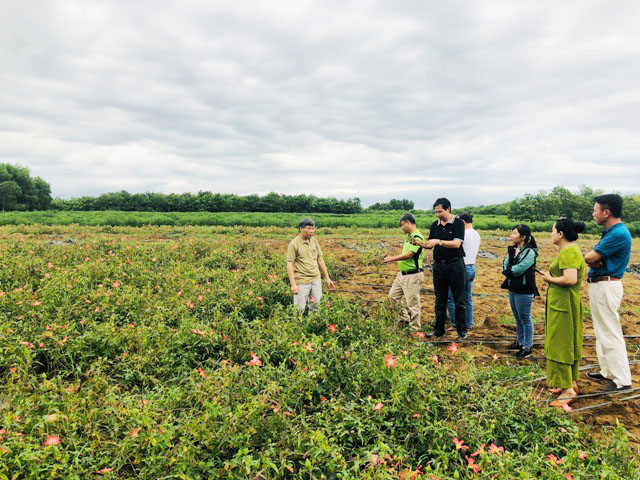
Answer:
[{"left": 418, "top": 198, "right": 467, "bottom": 340}]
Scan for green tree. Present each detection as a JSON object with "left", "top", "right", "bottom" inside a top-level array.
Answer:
[
  {"left": 0, "top": 163, "right": 52, "bottom": 210},
  {"left": 0, "top": 180, "right": 21, "bottom": 210}
]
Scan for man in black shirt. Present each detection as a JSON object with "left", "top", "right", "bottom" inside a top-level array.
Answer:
[{"left": 416, "top": 198, "right": 468, "bottom": 340}]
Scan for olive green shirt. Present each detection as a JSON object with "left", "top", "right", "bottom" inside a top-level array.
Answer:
[{"left": 287, "top": 235, "right": 324, "bottom": 285}]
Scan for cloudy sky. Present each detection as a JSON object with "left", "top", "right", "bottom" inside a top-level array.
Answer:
[{"left": 1, "top": 0, "right": 639, "bottom": 208}]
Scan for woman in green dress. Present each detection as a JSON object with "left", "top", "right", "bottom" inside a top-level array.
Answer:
[{"left": 539, "top": 217, "right": 586, "bottom": 407}]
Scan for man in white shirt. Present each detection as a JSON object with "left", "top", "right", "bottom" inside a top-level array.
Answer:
[{"left": 447, "top": 214, "right": 480, "bottom": 330}]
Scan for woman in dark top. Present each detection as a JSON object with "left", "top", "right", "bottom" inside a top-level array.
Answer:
[{"left": 501, "top": 224, "right": 540, "bottom": 359}]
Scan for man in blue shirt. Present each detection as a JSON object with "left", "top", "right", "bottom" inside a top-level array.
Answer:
[{"left": 584, "top": 194, "right": 633, "bottom": 391}]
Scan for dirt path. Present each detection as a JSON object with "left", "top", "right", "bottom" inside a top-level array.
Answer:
[{"left": 321, "top": 233, "right": 640, "bottom": 446}]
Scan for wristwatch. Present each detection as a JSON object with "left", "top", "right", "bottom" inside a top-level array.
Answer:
[{"left": 439, "top": 239, "right": 443, "bottom": 246}]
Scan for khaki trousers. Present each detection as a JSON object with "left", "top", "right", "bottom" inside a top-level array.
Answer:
[
  {"left": 388, "top": 271, "right": 424, "bottom": 331},
  {"left": 589, "top": 281, "right": 632, "bottom": 387},
  {"left": 294, "top": 280, "right": 322, "bottom": 311}
]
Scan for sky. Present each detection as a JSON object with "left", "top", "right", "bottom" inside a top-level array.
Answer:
[{"left": 1, "top": 0, "right": 639, "bottom": 209}]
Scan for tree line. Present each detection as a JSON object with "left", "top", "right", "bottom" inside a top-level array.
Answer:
[
  {"left": 0, "top": 164, "right": 52, "bottom": 211},
  {"left": 462, "top": 185, "right": 640, "bottom": 222}
]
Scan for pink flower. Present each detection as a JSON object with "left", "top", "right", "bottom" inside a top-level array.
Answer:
[
  {"left": 128, "top": 428, "right": 140, "bottom": 438},
  {"left": 197, "top": 295, "right": 203, "bottom": 302},
  {"left": 369, "top": 453, "right": 380, "bottom": 465},
  {"left": 488, "top": 443, "right": 504, "bottom": 455},
  {"left": 310, "top": 296, "right": 316, "bottom": 303},
  {"left": 373, "top": 402, "right": 384, "bottom": 411},
  {"left": 547, "top": 454, "right": 564, "bottom": 465},
  {"left": 579, "top": 451, "right": 588, "bottom": 459},
  {"left": 191, "top": 329, "right": 205, "bottom": 335},
  {"left": 248, "top": 352, "right": 263, "bottom": 367},
  {"left": 20, "top": 341, "right": 35, "bottom": 349},
  {"left": 412, "top": 413, "right": 422, "bottom": 418},
  {"left": 43, "top": 435, "right": 60, "bottom": 446},
  {"left": 197, "top": 368, "right": 207, "bottom": 378},
  {"left": 0, "top": 291, "right": 5, "bottom": 296},
  {"left": 303, "top": 343, "right": 314, "bottom": 352},
  {"left": 46, "top": 414, "right": 58, "bottom": 422},
  {"left": 9, "top": 367, "right": 16, "bottom": 374},
  {"left": 384, "top": 354, "right": 397, "bottom": 368},
  {"left": 186, "top": 302, "right": 195, "bottom": 310},
  {"left": 431, "top": 354, "right": 440, "bottom": 364},
  {"left": 47, "top": 262, "right": 54, "bottom": 268},
  {"left": 151, "top": 258, "right": 157, "bottom": 262},
  {"left": 327, "top": 324, "right": 337, "bottom": 333},
  {"left": 471, "top": 444, "right": 485, "bottom": 457},
  {"left": 97, "top": 467, "right": 114, "bottom": 474},
  {"left": 32, "top": 300, "right": 42, "bottom": 306},
  {"left": 453, "top": 438, "right": 468, "bottom": 450},
  {"left": 448, "top": 342, "right": 458, "bottom": 356},
  {"left": 465, "top": 455, "right": 481, "bottom": 474},
  {"left": 566, "top": 474, "right": 574, "bottom": 480},
  {"left": 177, "top": 290, "right": 182, "bottom": 296},
  {"left": 248, "top": 278, "right": 255, "bottom": 284},
  {"left": 412, "top": 331, "right": 426, "bottom": 338}
]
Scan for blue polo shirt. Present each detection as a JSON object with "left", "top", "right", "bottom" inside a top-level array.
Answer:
[{"left": 589, "top": 222, "right": 632, "bottom": 279}]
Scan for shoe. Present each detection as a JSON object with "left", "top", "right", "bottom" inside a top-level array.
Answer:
[
  {"left": 426, "top": 331, "right": 445, "bottom": 339},
  {"left": 586, "top": 372, "right": 609, "bottom": 382},
  {"left": 600, "top": 382, "right": 631, "bottom": 392},
  {"left": 456, "top": 332, "right": 468, "bottom": 341},
  {"left": 507, "top": 341, "right": 521, "bottom": 351},
  {"left": 515, "top": 348, "right": 532, "bottom": 359},
  {"left": 447, "top": 326, "right": 457, "bottom": 331}
]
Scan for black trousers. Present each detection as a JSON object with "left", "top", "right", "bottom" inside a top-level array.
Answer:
[{"left": 433, "top": 257, "right": 467, "bottom": 335}]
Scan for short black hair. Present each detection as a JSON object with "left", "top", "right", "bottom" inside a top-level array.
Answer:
[
  {"left": 298, "top": 217, "right": 315, "bottom": 229},
  {"left": 555, "top": 216, "right": 586, "bottom": 242},
  {"left": 433, "top": 198, "right": 451, "bottom": 210},
  {"left": 458, "top": 213, "right": 473, "bottom": 224},
  {"left": 399, "top": 213, "right": 416, "bottom": 225},
  {"left": 595, "top": 194, "right": 623, "bottom": 218}
]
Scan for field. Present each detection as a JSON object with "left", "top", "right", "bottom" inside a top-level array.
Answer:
[{"left": 1, "top": 223, "right": 640, "bottom": 479}]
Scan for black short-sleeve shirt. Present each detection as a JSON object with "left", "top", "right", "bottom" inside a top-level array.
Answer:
[{"left": 428, "top": 217, "right": 466, "bottom": 261}]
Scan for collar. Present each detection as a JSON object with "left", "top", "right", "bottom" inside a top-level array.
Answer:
[
  {"left": 603, "top": 222, "right": 624, "bottom": 234},
  {"left": 439, "top": 216, "right": 455, "bottom": 226}
]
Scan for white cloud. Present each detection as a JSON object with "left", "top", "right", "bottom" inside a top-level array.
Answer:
[{"left": 1, "top": 0, "right": 639, "bottom": 208}]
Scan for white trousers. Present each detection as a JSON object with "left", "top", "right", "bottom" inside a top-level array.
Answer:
[
  {"left": 293, "top": 280, "right": 322, "bottom": 311},
  {"left": 589, "top": 281, "right": 632, "bottom": 387}
]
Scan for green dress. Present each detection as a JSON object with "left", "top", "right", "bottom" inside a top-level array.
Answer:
[{"left": 544, "top": 244, "right": 585, "bottom": 388}]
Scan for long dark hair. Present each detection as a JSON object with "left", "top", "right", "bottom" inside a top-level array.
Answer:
[
  {"left": 513, "top": 224, "right": 537, "bottom": 249},
  {"left": 555, "top": 216, "right": 586, "bottom": 242}
]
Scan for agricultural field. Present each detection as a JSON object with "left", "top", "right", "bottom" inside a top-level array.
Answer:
[{"left": 1, "top": 224, "right": 640, "bottom": 479}]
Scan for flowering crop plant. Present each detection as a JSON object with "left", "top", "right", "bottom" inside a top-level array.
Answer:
[{"left": 0, "top": 224, "right": 638, "bottom": 479}]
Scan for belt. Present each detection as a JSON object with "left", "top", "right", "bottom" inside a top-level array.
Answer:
[
  {"left": 587, "top": 276, "right": 621, "bottom": 283},
  {"left": 434, "top": 257, "right": 463, "bottom": 265},
  {"left": 401, "top": 268, "right": 424, "bottom": 275}
]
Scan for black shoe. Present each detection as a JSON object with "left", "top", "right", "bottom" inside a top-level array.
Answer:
[
  {"left": 456, "top": 332, "right": 468, "bottom": 341},
  {"left": 507, "top": 341, "right": 521, "bottom": 351},
  {"left": 515, "top": 348, "right": 532, "bottom": 359},
  {"left": 586, "top": 372, "right": 609, "bottom": 382},
  {"left": 426, "top": 331, "right": 445, "bottom": 339},
  {"left": 600, "top": 382, "right": 631, "bottom": 392}
]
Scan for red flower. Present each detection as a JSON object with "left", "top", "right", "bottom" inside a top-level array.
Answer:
[
  {"left": 412, "top": 331, "right": 426, "bottom": 338},
  {"left": 128, "top": 428, "right": 140, "bottom": 438},
  {"left": 248, "top": 352, "right": 262, "bottom": 367},
  {"left": 43, "top": 435, "right": 60, "bottom": 446},
  {"left": 327, "top": 324, "right": 337, "bottom": 333},
  {"left": 453, "top": 438, "right": 468, "bottom": 450},
  {"left": 566, "top": 474, "right": 574, "bottom": 480},
  {"left": 373, "top": 402, "right": 384, "bottom": 411},
  {"left": 448, "top": 342, "right": 458, "bottom": 356},
  {"left": 310, "top": 296, "right": 316, "bottom": 303}
]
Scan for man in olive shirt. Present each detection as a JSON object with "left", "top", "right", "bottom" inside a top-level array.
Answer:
[
  {"left": 383, "top": 213, "right": 425, "bottom": 332},
  {"left": 286, "top": 218, "right": 335, "bottom": 311},
  {"left": 418, "top": 198, "right": 467, "bottom": 340}
]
